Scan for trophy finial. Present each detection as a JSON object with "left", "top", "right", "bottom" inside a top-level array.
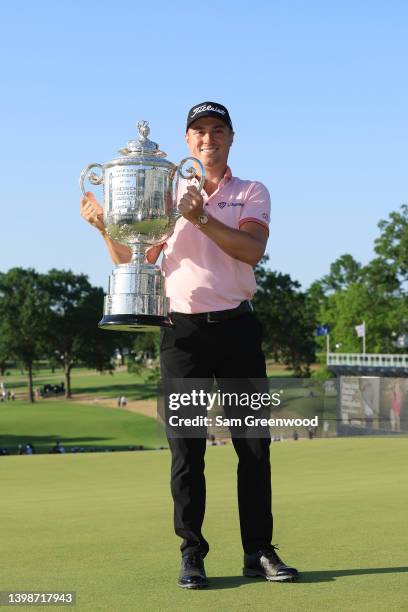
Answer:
[
  {"left": 118, "top": 120, "right": 166, "bottom": 157},
  {"left": 138, "top": 120, "right": 150, "bottom": 140}
]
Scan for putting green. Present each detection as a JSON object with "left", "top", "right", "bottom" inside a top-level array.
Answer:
[{"left": 1, "top": 438, "right": 407, "bottom": 611}]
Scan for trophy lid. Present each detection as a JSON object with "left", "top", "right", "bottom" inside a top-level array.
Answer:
[{"left": 118, "top": 120, "right": 167, "bottom": 158}]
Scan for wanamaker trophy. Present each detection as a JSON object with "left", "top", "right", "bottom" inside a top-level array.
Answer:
[{"left": 79, "top": 120, "right": 205, "bottom": 332}]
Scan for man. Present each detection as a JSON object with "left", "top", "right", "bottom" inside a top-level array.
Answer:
[{"left": 80, "top": 101, "right": 299, "bottom": 588}]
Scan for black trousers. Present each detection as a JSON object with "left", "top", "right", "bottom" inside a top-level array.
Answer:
[{"left": 160, "top": 311, "right": 273, "bottom": 557}]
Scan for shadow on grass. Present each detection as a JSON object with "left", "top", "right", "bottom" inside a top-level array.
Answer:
[
  {"left": 0, "top": 434, "right": 166, "bottom": 454},
  {"left": 205, "top": 566, "right": 408, "bottom": 589},
  {"left": 297, "top": 566, "right": 408, "bottom": 583},
  {"left": 2, "top": 379, "right": 30, "bottom": 390}
]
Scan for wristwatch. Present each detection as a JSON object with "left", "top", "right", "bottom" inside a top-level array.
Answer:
[{"left": 194, "top": 214, "right": 209, "bottom": 229}]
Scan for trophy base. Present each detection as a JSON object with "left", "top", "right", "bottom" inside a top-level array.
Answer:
[{"left": 98, "top": 314, "right": 174, "bottom": 332}]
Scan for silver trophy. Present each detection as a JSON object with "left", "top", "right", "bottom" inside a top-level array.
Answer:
[{"left": 79, "top": 120, "right": 205, "bottom": 331}]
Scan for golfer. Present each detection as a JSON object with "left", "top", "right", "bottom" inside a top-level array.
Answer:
[{"left": 80, "top": 101, "right": 299, "bottom": 588}]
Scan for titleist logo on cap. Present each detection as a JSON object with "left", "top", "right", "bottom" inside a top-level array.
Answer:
[
  {"left": 186, "top": 101, "right": 233, "bottom": 131},
  {"left": 191, "top": 104, "right": 226, "bottom": 118}
]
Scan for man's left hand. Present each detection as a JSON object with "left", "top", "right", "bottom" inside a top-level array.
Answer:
[{"left": 178, "top": 186, "right": 204, "bottom": 223}]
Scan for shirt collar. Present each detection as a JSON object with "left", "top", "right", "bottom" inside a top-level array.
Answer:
[
  {"left": 188, "top": 165, "right": 233, "bottom": 196},
  {"left": 206, "top": 167, "right": 232, "bottom": 200},
  {"left": 223, "top": 166, "right": 233, "bottom": 182},
  {"left": 195, "top": 166, "right": 232, "bottom": 183}
]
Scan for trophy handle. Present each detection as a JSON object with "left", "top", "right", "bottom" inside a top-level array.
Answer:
[
  {"left": 79, "top": 163, "right": 104, "bottom": 196},
  {"left": 173, "top": 157, "right": 205, "bottom": 219},
  {"left": 176, "top": 157, "right": 205, "bottom": 191}
]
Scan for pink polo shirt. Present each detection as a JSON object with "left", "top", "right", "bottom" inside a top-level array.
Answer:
[{"left": 161, "top": 167, "right": 270, "bottom": 314}]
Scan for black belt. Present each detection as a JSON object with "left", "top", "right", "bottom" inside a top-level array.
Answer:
[{"left": 170, "top": 300, "right": 253, "bottom": 324}]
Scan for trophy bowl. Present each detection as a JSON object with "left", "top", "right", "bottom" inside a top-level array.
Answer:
[{"left": 79, "top": 120, "right": 205, "bottom": 332}]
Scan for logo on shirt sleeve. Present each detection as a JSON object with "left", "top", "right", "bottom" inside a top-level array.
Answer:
[{"left": 261, "top": 212, "right": 270, "bottom": 221}]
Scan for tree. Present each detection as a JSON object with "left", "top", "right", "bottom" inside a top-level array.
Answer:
[
  {"left": 309, "top": 205, "right": 408, "bottom": 355},
  {"left": 321, "top": 254, "right": 362, "bottom": 293},
  {"left": 374, "top": 203, "right": 408, "bottom": 285},
  {"left": 321, "top": 283, "right": 399, "bottom": 353},
  {"left": 253, "top": 258, "right": 316, "bottom": 375},
  {"left": 0, "top": 268, "right": 51, "bottom": 402},
  {"left": 111, "top": 332, "right": 135, "bottom": 367},
  {"left": 0, "top": 322, "right": 13, "bottom": 375},
  {"left": 362, "top": 257, "right": 400, "bottom": 295},
  {"left": 132, "top": 332, "right": 160, "bottom": 362},
  {"left": 44, "top": 270, "right": 125, "bottom": 398}
]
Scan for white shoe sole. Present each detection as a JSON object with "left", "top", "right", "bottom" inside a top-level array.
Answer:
[{"left": 243, "top": 568, "right": 298, "bottom": 582}]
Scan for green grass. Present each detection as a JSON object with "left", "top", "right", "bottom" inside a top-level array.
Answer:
[
  {"left": 1, "top": 361, "right": 304, "bottom": 397},
  {"left": 0, "top": 401, "right": 166, "bottom": 453},
  {"left": 2, "top": 367, "right": 158, "bottom": 400},
  {"left": 1, "top": 438, "right": 407, "bottom": 611},
  {"left": 0, "top": 381, "right": 337, "bottom": 455}
]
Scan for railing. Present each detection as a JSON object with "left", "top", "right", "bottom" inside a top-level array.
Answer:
[{"left": 327, "top": 353, "right": 408, "bottom": 368}]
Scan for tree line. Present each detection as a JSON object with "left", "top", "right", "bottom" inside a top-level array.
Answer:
[
  {"left": 253, "top": 203, "right": 408, "bottom": 371},
  {"left": 1, "top": 203, "right": 406, "bottom": 397},
  {"left": 0, "top": 262, "right": 317, "bottom": 399},
  {"left": 308, "top": 204, "right": 408, "bottom": 356},
  {"left": 0, "top": 269, "right": 137, "bottom": 402}
]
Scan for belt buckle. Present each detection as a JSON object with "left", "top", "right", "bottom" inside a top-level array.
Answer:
[{"left": 207, "top": 311, "right": 219, "bottom": 324}]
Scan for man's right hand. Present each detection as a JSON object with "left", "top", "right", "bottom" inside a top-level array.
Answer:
[{"left": 80, "top": 191, "right": 105, "bottom": 232}]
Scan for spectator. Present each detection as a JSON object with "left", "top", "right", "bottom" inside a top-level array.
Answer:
[
  {"left": 51, "top": 440, "right": 65, "bottom": 454},
  {"left": 390, "top": 383, "right": 402, "bottom": 433}
]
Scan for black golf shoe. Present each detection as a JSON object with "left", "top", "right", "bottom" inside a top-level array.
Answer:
[
  {"left": 243, "top": 545, "right": 299, "bottom": 582},
  {"left": 177, "top": 552, "right": 208, "bottom": 589}
]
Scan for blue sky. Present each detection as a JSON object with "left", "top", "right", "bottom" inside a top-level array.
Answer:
[{"left": 1, "top": 1, "right": 407, "bottom": 291}]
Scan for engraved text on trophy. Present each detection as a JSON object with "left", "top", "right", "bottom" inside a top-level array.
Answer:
[{"left": 104, "top": 166, "right": 171, "bottom": 245}]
